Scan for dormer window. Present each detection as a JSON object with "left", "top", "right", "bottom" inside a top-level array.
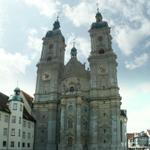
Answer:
[{"left": 99, "top": 48, "right": 105, "bottom": 54}]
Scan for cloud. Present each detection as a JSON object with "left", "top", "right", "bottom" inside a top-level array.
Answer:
[
  {"left": 22, "top": 0, "right": 60, "bottom": 17},
  {"left": 65, "top": 34, "right": 90, "bottom": 64},
  {"left": 0, "top": 48, "right": 31, "bottom": 74},
  {"left": 120, "top": 82, "right": 150, "bottom": 132},
  {"left": 125, "top": 53, "right": 149, "bottom": 70},
  {"left": 63, "top": 0, "right": 150, "bottom": 56},
  {"left": 27, "top": 28, "right": 42, "bottom": 52},
  {"left": 0, "top": 48, "right": 31, "bottom": 94},
  {"left": 63, "top": 2, "right": 95, "bottom": 27}
]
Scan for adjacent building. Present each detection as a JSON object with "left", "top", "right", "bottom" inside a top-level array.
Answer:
[
  {"left": 128, "top": 130, "right": 150, "bottom": 150},
  {"left": 33, "top": 8, "right": 127, "bottom": 150},
  {"left": 0, "top": 88, "right": 35, "bottom": 150}
]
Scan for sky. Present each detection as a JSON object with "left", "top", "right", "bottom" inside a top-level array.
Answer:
[{"left": 0, "top": 0, "right": 149, "bottom": 133}]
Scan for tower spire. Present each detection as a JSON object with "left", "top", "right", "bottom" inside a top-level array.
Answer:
[
  {"left": 71, "top": 38, "right": 77, "bottom": 57},
  {"left": 96, "top": 1, "right": 100, "bottom": 13},
  {"left": 95, "top": 1, "right": 102, "bottom": 22},
  {"left": 53, "top": 15, "right": 60, "bottom": 30}
]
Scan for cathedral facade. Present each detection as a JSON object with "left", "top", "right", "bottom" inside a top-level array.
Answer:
[{"left": 33, "top": 10, "right": 127, "bottom": 150}]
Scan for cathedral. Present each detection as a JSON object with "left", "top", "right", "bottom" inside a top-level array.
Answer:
[{"left": 33, "top": 9, "right": 127, "bottom": 150}]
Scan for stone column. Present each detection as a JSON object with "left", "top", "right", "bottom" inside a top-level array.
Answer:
[
  {"left": 47, "top": 103, "right": 57, "bottom": 150},
  {"left": 111, "top": 99, "right": 121, "bottom": 150},
  {"left": 76, "top": 97, "right": 82, "bottom": 150},
  {"left": 89, "top": 101, "right": 98, "bottom": 150},
  {"left": 59, "top": 98, "right": 66, "bottom": 150}
]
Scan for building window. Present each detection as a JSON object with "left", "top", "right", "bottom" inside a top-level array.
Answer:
[
  {"left": 11, "top": 129, "right": 15, "bottom": 136},
  {"left": 20, "top": 104, "right": 23, "bottom": 111},
  {"left": 4, "top": 115, "right": 9, "bottom": 122},
  {"left": 10, "top": 141, "right": 15, "bottom": 147},
  {"left": 12, "top": 116, "right": 16, "bottom": 123},
  {"left": 22, "top": 142, "right": 25, "bottom": 147},
  {"left": 18, "top": 129, "right": 21, "bottom": 137},
  {"left": 28, "top": 132, "right": 31, "bottom": 139},
  {"left": 19, "top": 117, "right": 21, "bottom": 124},
  {"left": 18, "top": 142, "right": 20, "bottom": 147},
  {"left": 23, "top": 120, "right": 26, "bottom": 127},
  {"left": 3, "top": 128, "right": 8, "bottom": 136},
  {"left": 104, "top": 129, "right": 106, "bottom": 133},
  {"left": 27, "top": 143, "right": 30, "bottom": 148},
  {"left": 13, "top": 103, "right": 17, "bottom": 110},
  {"left": 99, "top": 49, "right": 105, "bottom": 54},
  {"left": 3, "top": 141, "right": 7, "bottom": 147},
  {"left": 68, "top": 119, "right": 73, "bottom": 129},
  {"left": 68, "top": 137, "right": 73, "bottom": 145},
  {"left": 28, "top": 122, "right": 31, "bottom": 128},
  {"left": 98, "top": 36, "right": 103, "bottom": 41},
  {"left": 22, "top": 132, "right": 26, "bottom": 139},
  {"left": 70, "top": 87, "right": 74, "bottom": 92}
]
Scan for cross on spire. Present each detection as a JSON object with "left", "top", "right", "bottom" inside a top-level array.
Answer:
[
  {"left": 96, "top": 1, "right": 100, "bottom": 12},
  {"left": 73, "top": 38, "right": 76, "bottom": 47}
]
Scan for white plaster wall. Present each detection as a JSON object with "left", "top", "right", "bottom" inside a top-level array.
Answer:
[
  {"left": 0, "top": 111, "right": 10, "bottom": 150},
  {"left": 22, "top": 119, "right": 34, "bottom": 150}
]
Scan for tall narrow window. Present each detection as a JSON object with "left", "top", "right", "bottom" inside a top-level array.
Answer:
[
  {"left": 19, "top": 117, "right": 21, "bottom": 124},
  {"left": 68, "top": 137, "right": 73, "bottom": 145},
  {"left": 68, "top": 119, "right": 73, "bottom": 128},
  {"left": 22, "top": 132, "right": 26, "bottom": 139},
  {"left": 3, "top": 141, "right": 7, "bottom": 147},
  {"left": 12, "top": 116, "right": 16, "bottom": 123},
  {"left": 4, "top": 115, "right": 9, "bottom": 122},
  {"left": 11, "top": 129, "right": 15, "bottom": 136},
  {"left": 13, "top": 103, "right": 17, "bottom": 110},
  {"left": 20, "top": 104, "right": 23, "bottom": 111},
  {"left": 3, "top": 128, "right": 8, "bottom": 136},
  {"left": 18, "top": 129, "right": 21, "bottom": 137},
  {"left": 18, "top": 142, "right": 20, "bottom": 147},
  {"left": 10, "top": 141, "right": 15, "bottom": 147}
]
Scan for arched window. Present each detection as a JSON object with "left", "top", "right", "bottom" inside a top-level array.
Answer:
[
  {"left": 99, "top": 49, "right": 105, "bottom": 54},
  {"left": 70, "top": 86, "right": 74, "bottom": 92},
  {"left": 49, "top": 44, "right": 53, "bottom": 49},
  {"left": 47, "top": 56, "right": 51, "bottom": 61},
  {"left": 68, "top": 137, "right": 73, "bottom": 145},
  {"left": 68, "top": 119, "right": 73, "bottom": 128}
]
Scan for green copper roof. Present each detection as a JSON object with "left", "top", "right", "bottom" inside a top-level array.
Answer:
[
  {"left": 9, "top": 87, "right": 23, "bottom": 102},
  {"left": 91, "top": 21, "right": 108, "bottom": 29},
  {"left": 71, "top": 47, "right": 77, "bottom": 57},
  {"left": 53, "top": 19, "right": 60, "bottom": 30},
  {"left": 91, "top": 10, "right": 108, "bottom": 29}
]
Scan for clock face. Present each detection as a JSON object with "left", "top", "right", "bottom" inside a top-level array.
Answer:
[{"left": 42, "top": 73, "right": 51, "bottom": 81}]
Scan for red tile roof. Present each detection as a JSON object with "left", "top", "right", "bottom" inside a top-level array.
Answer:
[
  {"left": 127, "top": 133, "right": 134, "bottom": 139},
  {"left": 0, "top": 91, "right": 35, "bottom": 122},
  {"left": 0, "top": 92, "right": 10, "bottom": 113},
  {"left": 23, "top": 107, "right": 36, "bottom": 122},
  {"left": 21, "top": 91, "right": 33, "bottom": 107}
]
